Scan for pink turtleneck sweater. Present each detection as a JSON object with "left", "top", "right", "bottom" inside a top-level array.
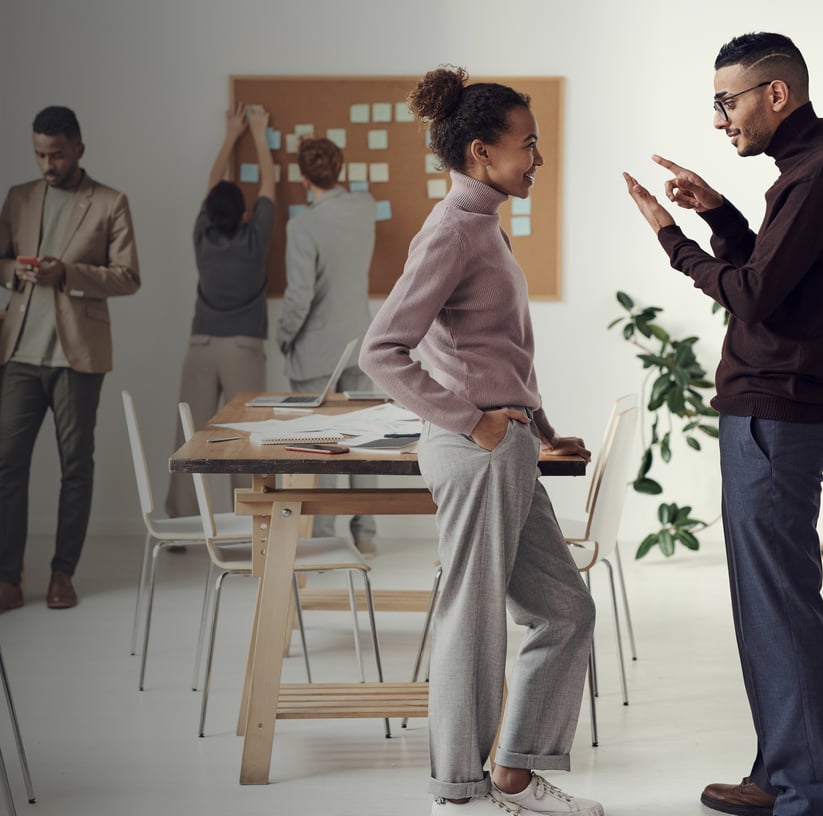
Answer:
[{"left": 360, "top": 171, "right": 552, "bottom": 438}]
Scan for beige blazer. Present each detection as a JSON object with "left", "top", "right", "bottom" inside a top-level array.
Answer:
[{"left": 0, "top": 173, "right": 140, "bottom": 373}]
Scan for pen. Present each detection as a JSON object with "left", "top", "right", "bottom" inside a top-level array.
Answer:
[
  {"left": 384, "top": 433, "right": 421, "bottom": 438},
  {"left": 207, "top": 436, "right": 242, "bottom": 443}
]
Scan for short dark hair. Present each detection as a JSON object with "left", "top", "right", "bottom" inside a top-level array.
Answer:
[
  {"left": 715, "top": 32, "right": 809, "bottom": 99},
  {"left": 32, "top": 106, "right": 82, "bottom": 143},
  {"left": 298, "top": 137, "right": 343, "bottom": 189},
  {"left": 408, "top": 66, "right": 531, "bottom": 173},
  {"left": 205, "top": 181, "right": 246, "bottom": 235}
]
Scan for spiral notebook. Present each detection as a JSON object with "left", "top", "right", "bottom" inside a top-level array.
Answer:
[{"left": 249, "top": 431, "right": 345, "bottom": 446}]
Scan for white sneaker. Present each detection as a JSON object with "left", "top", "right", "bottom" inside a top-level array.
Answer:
[
  {"left": 432, "top": 793, "right": 523, "bottom": 815},
  {"left": 492, "top": 773, "right": 604, "bottom": 815}
]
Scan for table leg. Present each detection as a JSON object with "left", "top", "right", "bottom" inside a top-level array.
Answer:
[
  {"left": 237, "top": 570, "right": 264, "bottom": 737},
  {"left": 239, "top": 499, "right": 302, "bottom": 785}
]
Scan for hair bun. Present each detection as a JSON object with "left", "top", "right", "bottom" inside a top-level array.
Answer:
[{"left": 409, "top": 66, "right": 468, "bottom": 122}]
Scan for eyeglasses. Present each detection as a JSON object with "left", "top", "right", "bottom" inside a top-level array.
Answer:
[{"left": 713, "top": 81, "right": 772, "bottom": 121}]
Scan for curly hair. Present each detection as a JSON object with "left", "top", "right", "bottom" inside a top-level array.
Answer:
[
  {"left": 408, "top": 66, "right": 530, "bottom": 172},
  {"left": 205, "top": 180, "right": 245, "bottom": 235},
  {"left": 298, "top": 137, "right": 343, "bottom": 189},
  {"left": 32, "top": 106, "right": 82, "bottom": 143}
]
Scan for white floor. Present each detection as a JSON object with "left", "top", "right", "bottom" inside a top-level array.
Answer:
[{"left": 0, "top": 532, "right": 754, "bottom": 816}]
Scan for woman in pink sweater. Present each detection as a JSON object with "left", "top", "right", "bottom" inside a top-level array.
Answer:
[{"left": 360, "top": 68, "right": 602, "bottom": 816}]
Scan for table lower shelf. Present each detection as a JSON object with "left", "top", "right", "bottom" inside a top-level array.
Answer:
[{"left": 276, "top": 682, "right": 429, "bottom": 719}]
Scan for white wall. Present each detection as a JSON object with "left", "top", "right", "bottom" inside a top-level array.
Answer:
[{"left": 2, "top": 0, "right": 821, "bottom": 551}]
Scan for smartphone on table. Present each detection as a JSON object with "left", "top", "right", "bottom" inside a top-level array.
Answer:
[
  {"left": 284, "top": 444, "right": 350, "bottom": 455},
  {"left": 16, "top": 256, "right": 40, "bottom": 267}
]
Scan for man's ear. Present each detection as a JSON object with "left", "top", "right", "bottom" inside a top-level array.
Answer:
[{"left": 769, "top": 80, "right": 791, "bottom": 112}]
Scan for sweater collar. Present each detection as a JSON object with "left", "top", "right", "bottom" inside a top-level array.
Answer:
[
  {"left": 310, "top": 186, "right": 346, "bottom": 208},
  {"left": 447, "top": 171, "right": 508, "bottom": 214},
  {"left": 766, "top": 102, "right": 820, "bottom": 167}
]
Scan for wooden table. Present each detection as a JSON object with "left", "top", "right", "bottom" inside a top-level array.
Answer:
[{"left": 170, "top": 394, "right": 586, "bottom": 784}]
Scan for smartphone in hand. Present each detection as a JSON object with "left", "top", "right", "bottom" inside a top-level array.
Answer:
[
  {"left": 16, "top": 256, "right": 40, "bottom": 267},
  {"left": 284, "top": 444, "right": 350, "bottom": 455}
]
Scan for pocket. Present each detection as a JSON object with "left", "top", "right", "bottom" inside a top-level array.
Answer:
[
  {"left": 85, "top": 303, "right": 110, "bottom": 325},
  {"left": 234, "top": 336, "right": 264, "bottom": 351},
  {"left": 189, "top": 334, "right": 212, "bottom": 347}
]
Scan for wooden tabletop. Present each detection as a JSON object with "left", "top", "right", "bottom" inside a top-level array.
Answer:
[{"left": 169, "top": 393, "right": 587, "bottom": 477}]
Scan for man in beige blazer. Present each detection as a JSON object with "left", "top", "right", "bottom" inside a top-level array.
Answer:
[{"left": 0, "top": 106, "right": 140, "bottom": 612}]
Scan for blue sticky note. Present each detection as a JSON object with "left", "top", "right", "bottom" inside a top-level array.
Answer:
[
  {"left": 511, "top": 216, "right": 532, "bottom": 237},
  {"left": 266, "top": 128, "right": 281, "bottom": 150},
  {"left": 512, "top": 197, "right": 532, "bottom": 216},
  {"left": 289, "top": 204, "right": 308, "bottom": 219},
  {"left": 375, "top": 200, "right": 392, "bottom": 221},
  {"left": 240, "top": 163, "right": 259, "bottom": 183},
  {"left": 349, "top": 181, "right": 369, "bottom": 192}
]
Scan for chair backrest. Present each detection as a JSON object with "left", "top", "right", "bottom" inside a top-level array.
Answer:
[
  {"left": 585, "top": 394, "right": 638, "bottom": 513},
  {"left": 177, "top": 402, "right": 218, "bottom": 542},
  {"left": 583, "top": 405, "right": 638, "bottom": 562},
  {"left": 122, "top": 390, "right": 155, "bottom": 517}
]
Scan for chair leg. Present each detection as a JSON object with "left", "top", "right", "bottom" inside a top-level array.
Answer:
[
  {"left": 358, "top": 569, "right": 390, "bottom": 738},
  {"left": 0, "top": 649, "right": 35, "bottom": 803},
  {"left": 587, "top": 649, "right": 599, "bottom": 747},
  {"left": 613, "top": 543, "right": 638, "bottom": 660},
  {"left": 292, "top": 574, "right": 312, "bottom": 684},
  {"left": 346, "top": 573, "right": 366, "bottom": 683},
  {"left": 402, "top": 565, "right": 441, "bottom": 728},
  {"left": 130, "top": 531, "right": 153, "bottom": 655},
  {"left": 602, "top": 559, "right": 629, "bottom": 706},
  {"left": 192, "top": 560, "right": 218, "bottom": 691},
  {"left": 198, "top": 569, "right": 230, "bottom": 738},
  {"left": 584, "top": 570, "right": 599, "bottom": 698},
  {"left": 0, "top": 746, "right": 16, "bottom": 816},
  {"left": 138, "top": 542, "right": 163, "bottom": 691}
]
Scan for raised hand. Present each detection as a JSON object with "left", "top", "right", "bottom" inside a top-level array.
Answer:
[
  {"left": 623, "top": 171, "right": 676, "bottom": 233},
  {"left": 652, "top": 155, "right": 723, "bottom": 212},
  {"left": 225, "top": 103, "right": 248, "bottom": 141}
]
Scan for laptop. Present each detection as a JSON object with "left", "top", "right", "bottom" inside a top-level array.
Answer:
[{"left": 245, "top": 338, "right": 359, "bottom": 408}]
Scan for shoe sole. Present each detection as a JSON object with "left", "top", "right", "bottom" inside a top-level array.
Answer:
[
  {"left": 47, "top": 600, "right": 78, "bottom": 609},
  {"left": 700, "top": 792, "right": 774, "bottom": 816}
]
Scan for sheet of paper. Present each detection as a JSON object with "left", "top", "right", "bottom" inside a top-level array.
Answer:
[
  {"left": 427, "top": 178, "right": 447, "bottom": 199},
  {"left": 349, "top": 181, "right": 369, "bottom": 192},
  {"left": 286, "top": 133, "right": 299, "bottom": 153},
  {"left": 395, "top": 101, "right": 415, "bottom": 122},
  {"left": 372, "top": 102, "right": 392, "bottom": 123},
  {"left": 288, "top": 163, "right": 303, "bottom": 183},
  {"left": 369, "top": 163, "right": 390, "bottom": 183},
  {"left": 512, "top": 197, "right": 532, "bottom": 215},
  {"left": 326, "top": 128, "right": 347, "bottom": 148},
  {"left": 424, "top": 154, "right": 441, "bottom": 174},
  {"left": 511, "top": 216, "right": 532, "bottom": 237},
  {"left": 350, "top": 103, "right": 370, "bottom": 123},
  {"left": 348, "top": 162, "right": 368, "bottom": 182},
  {"left": 294, "top": 123, "right": 314, "bottom": 136},
  {"left": 265, "top": 128, "right": 281, "bottom": 150},
  {"left": 368, "top": 130, "right": 388, "bottom": 150},
  {"left": 375, "top": 200, "right": 392, "bottom": 221},
  {"left": 240, "top": 163, "right": 259, "bottom": 183}
]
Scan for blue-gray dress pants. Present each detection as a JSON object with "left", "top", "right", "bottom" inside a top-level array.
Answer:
[
  {"left": 417, "top": 416, "right": 595, "bottom": 800},
  {"left": 719, "top": 414, "right": 823, "bottom": 816}
]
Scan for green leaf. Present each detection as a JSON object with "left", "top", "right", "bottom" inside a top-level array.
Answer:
[
  {"left": 686, "top": 436, "right": 701, "bottom": 451},
  {"left": 699, "top": 424, "right": 719, "bottom": 438},
  {"left": 676, "top": 530, "right": 701, "bottom": 550},
  {"left": 607, "top": 317, "right": 624, "bottom": 330},
  {"left": 634, "top": 477, "right": 663, "bottom": 495},
  {"left": 666, "top": 387, "right": 686, "bottom": 414},
  {"left": 623, "top": 323, "right": 635, "bottom": 340},
  {"left": 658, "top": 529, "right": 676, "bottom": 557},
  {"left": 649, "top": 324, "right": 670, "bottom": 343},
  {"left": 635, "top": 534, "right": 659, "bottom": 560},
  {"left": 661, "top": 433, "right": 671, "bottom": 463},
  {"left": 638, "top": 448, "right": 653, "bottom": 478},
  {"left": 658, "top": 503, "right": 671, "bottom": 524},
  {"left": 674, "top": 505, "right": 692, "bottom": 523},
  {"left": 617, "top": 291, "right": 634, "bottom": 310}
]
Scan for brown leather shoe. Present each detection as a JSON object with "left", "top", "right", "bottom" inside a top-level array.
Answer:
[
  {"left": 0, "top": 581, "right": 23, "bottom": 613},
  {"left": 701, "top": 777, "right": 776, "bottom": 815},
  {"left": 47, "top": 572, "right": 78, "bottom": 609}
]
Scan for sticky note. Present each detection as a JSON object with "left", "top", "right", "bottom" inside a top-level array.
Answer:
[
  {"left": 348, "top": 162, "right": 368, "bottom": 182},
  {"left": 511, "top": 216, "right": 532, "bottom": 237},
  {"left": 286, "top": 133, "right": 299, "bottom": 153},
  {"left": 266, "top": 128, "right": 281, "bottom": 150},
  {"left": 240, "top": 163, "right": 259, "bottom": 183},
  {"left": 425, "top": 154, "right": 441, "bottom": 174},
  {"left": 368, "top": 130, "right": 388, "bottom": 150},
  {"left": 338, "top": 164, "right": 347, "bottom": 182},
  {"left": 289, "top": 204, "right": 308, "bottom": 219},
  {"left": 427, "top": 178, "right": 447, "bottom": 199},
  {"left": 372, "top": 103, "right": 392, "bottom": 123},
  {"left": 369, "top": 163, "right": 390, "bottom": 183},
  {"left": 294, "top": 123, "right": 314, "bottom": 137},
  {"left": 288, "top": 163, "right": 303, "bottom": 183},
  {"left": 327, "top": 128, "right": 347, "bottom": 148},
  {"left": 512, "top": 197, "right": 532, "bottom": 215},
  {"left": 350, "top": 104, "right": 370, "bottom": 123},
  {"left": 395, "top": 102, "right": 415, "bottom": 122},
  {"left": 349, "top": 181, "right": 369, "bottom": 192},
  {"left": 375, "top": 200, "right": 392, "bottom": 221}
]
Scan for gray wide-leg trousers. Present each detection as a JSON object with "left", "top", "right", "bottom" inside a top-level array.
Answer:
[{"left": 417, "top": 416, "right": 595, "bottom": 800}]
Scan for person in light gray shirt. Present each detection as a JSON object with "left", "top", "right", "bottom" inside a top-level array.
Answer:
[{"left": 277, "top": 137, "right": 377, "bottom": 555}]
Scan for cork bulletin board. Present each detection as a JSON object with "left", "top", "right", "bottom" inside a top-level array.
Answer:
[{"left": 229, "top": 75, "right": 564, "bottom": 299}]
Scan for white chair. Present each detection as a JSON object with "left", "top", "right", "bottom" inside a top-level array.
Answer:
[
  {"left": 177, "top": 402, "right": 389, "bottom": 738},
  {"left": 0, "top": 646, "right": 35, "bottom": 816},
  {"left": 563, "top": 405, "right": 638, "bottom": 746},
  {"left": 121, "top": 390, "right": 251, "bottom": 691}
]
